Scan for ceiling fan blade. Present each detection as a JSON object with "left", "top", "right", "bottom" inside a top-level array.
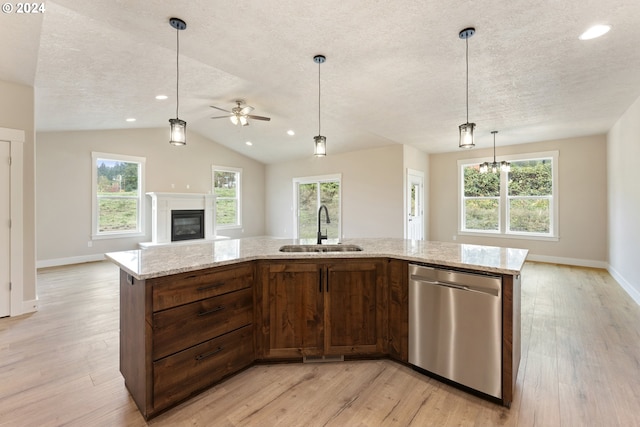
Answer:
[
  {"left": 210, "top": 106, "right": 230, "bottom": 113},
  {"left": 210, "top": 115, "right": 231, "bottom": 119},
  {"left": 247, "top": 115, "right": 271, "bottom": 121}
]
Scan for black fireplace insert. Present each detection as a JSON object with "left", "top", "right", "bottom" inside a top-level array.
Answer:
[{"left": 171, "top": 209, "right": 205, "bottom": 241}]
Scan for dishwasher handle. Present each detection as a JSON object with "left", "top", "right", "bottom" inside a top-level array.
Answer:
[{"left": 410, "top": 275, "right": 500, "bottom": 297}]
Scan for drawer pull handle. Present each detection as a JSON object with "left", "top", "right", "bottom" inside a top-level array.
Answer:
[
  {"left": 197, "top": 281, "right": 225, "bottom": 292},
  {"left": 197, "top": 305, "right": 225, "bottom": 316},
  {"left": 195, "top": 346, "right": 224, "bottom": 361}
]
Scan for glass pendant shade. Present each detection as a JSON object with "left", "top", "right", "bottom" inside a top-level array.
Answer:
[
  {"left": 314, "top": 135, "right": 327, "bottom": 157},
  {"left": 169, "top": 118, "right": 187, "bottom": 146},
  {"left": 459, "top": 122, "right": 476, "bottom": 148}
]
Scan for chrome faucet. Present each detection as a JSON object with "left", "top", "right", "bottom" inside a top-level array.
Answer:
[{"left": 317, "top": 204, "right": 331, "bottom": 244}]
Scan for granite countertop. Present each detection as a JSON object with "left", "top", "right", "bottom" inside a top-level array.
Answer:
[{"left": 105, "top": 236, "right": 529, "bottom": 280}]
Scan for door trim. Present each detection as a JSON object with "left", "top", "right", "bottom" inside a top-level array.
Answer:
[{"left": 0, "top": 127, "right": 26, "bottom": 317}]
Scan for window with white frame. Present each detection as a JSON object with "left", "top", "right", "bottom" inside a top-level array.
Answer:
[
  {"left": 459, "top": 151, "right": 558, "bottom": 239},
  {"left": 92, "top": 152, "right": 145, "bottom": 238},
  {"left": 293, "top": 174, "right": 341, "bottom": 240},
  {"left": 212, "top": 166, "right": 241, "bottom": 228}
]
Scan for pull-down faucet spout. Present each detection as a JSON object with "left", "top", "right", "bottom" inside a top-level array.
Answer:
[{"left": 317, "top": 204, "right": 331, "bottom": 244}]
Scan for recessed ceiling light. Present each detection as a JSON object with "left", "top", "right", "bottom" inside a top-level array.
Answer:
[
  {"left": 125, "top": 118, "right": 136, "bottom": 122},
  {"left": 245, "top": 141, "right": 253, "bottom": 146},
  {"left": 579, "top": 24, "right": 611, "bottom": 40},
  {"left": 155, "top": 95, "right": 168, "bottom": 100},
  {"left": 287, "top": 130, "right": 295, "bottom": 136}
]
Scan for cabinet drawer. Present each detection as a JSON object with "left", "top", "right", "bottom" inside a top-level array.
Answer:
[
  {"left": 153, "top": 325, "right": 254, "bottom": 412},
  {"left": 151, "top": 263, "right": 253, "bottom": 311},
  {"left": 152, "top": 288, "right": 253, "bottom": 360}
]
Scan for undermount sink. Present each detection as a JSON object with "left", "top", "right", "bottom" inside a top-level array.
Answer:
[{"left": 279, "top": 244, "right": 363, "bottom": 253}]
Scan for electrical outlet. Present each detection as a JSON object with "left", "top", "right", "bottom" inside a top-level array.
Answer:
[{"left": 88, "top": 241, "right": 93, "bottom": 247}]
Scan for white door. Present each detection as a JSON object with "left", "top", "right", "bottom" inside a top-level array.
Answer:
[
  {"left": 406, "top": 170, "right": 424, "bottom": 240},
  {"left": 1, "top": 141, "right": 10, "bottom": 317}
]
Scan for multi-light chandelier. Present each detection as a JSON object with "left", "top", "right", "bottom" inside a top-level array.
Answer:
[{"left": 480, "top": 131, "right": 510, "bottom": 173}]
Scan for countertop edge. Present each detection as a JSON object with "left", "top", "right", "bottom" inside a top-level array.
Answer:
[{"left": 106, "top": 248, "right": 528, "bottom": 281}]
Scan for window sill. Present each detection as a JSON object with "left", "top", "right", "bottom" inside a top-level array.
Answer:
[
  {"left": 217, "top": 225, "right": 242, "bottom": 230},
  {"left": 92, "top": 231, "right": 145, "bottom": 240},
  {"left": 458, "top": 231, "right": 559, "bottom": 242}
]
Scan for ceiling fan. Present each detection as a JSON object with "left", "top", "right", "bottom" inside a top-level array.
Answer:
[{"left": 210, "top": 100, "right": 271, "bottom": 126}]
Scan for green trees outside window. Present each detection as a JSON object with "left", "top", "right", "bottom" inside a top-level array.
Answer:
[
  {"left": 95, "top": 158, "right": 142, "bottom": 233},
  {"left": 462, "top": 155, "right": 554, "bottom": 236},
  {"left": 296, "top": 179, "right": 340, "bottom": 240}
]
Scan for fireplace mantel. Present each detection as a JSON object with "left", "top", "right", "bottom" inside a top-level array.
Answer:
[{"left": 145, "top": 192, "right": 217, "bottom": 246}]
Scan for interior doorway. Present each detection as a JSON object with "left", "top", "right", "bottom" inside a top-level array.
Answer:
[
  {"left": 406, "top": 169, "right": 424, "bottom": 241},
  {"left": 1, "top": 140, "right": 10, "bottom": 317}
]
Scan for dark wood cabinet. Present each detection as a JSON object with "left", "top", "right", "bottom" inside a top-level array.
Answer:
[
  {"left": 387, "top": 259, "right": 408, "bottom": 362},
  {"left": 258, "top": 262, "right": 324, "bottom": 358},
  {"left": 257, "top": 259, "right": 386, "bottom": 359},
  {"left": 119, "top": 255, "right": 521, "bottom": 419},
  {"left": 324, "top": 261, "right": 386, "bottom": 355},
  {"left": 119, "top": 262, "right": 255, "bottom": 419}
]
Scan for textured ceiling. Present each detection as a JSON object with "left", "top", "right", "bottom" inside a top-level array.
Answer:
[{"left": 2, "top": 0, "right": 640, "bottom": 164}]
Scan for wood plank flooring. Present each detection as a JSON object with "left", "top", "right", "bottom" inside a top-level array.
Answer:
[{"left": 1, "top": 261, "right": 639, "bottom": 426}]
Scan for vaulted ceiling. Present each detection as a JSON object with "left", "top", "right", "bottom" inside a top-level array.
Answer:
[{"left": 3, "top": 0, "right": 640, "bottom": 164}]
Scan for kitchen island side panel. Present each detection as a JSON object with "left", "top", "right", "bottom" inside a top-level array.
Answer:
[{"left": 119, "top": 270, "right": 152, "bottom": 416}]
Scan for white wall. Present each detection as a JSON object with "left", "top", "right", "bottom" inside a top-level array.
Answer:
[
  {"left": 607, "top": 94, "right": 640, "bottom": 304},
  {"left": 36, "top": 128, "right": 265, "bottom": 265},
  {"left": 429, "top": 135, "right": 608, "bottom": 266},
  {"left": 0, "top": 79, "right": 36, "bottom": 305},
  {"left": 265, "top": 145, "right": 405, "bottom": 239}
]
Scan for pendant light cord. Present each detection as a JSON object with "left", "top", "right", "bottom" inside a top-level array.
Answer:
[
  {"left": 465, "top": 37, "right": 469, "bottom": 124},
  {"left": 318, "top": 60, "right": 321, "bottom": 135},
  {"left": 175, "top": 27, "right": 180, "bottom": 119}
]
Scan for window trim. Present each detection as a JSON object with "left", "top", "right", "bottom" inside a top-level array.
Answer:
[
  {"left": 457, "top": 150, "right": 559, "bottom": 241},
  {"left": 292, "top": 173, "right": 342, "bottom": 240},
  {"left": 91, "top": 152, "right": 146, "bottom": 240},
  {"left": 212, "top": 165, "right": 242, "bottom": 229}
]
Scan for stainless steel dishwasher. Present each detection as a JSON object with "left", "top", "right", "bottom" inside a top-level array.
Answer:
[{"left": 408, "top": 264, "right": 503, "bottom": 399}]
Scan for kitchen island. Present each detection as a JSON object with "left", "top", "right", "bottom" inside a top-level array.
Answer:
[{"left": 106, "top": 237, "right": 528, "bottom": 419}]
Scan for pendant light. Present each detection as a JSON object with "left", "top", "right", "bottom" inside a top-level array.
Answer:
[
  {"left": 480, "top": 131, "right": 510, "bottom": 173},
  {"left": 313, "top": 55, "right": 327, "bottom": 157},
  {"left": 169, "top": 17, "right": 187, "bottom": 146},
  {"left": 458, "top": 27, "right": 476, "bottom": 149}
]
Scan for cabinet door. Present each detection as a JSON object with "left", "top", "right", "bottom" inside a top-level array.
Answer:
[
  {"left": 261, "top": 262, "right": 323, "bottom": 358},
  {"left": 324, "top": 260, "right": 385, "bottom": 355}
]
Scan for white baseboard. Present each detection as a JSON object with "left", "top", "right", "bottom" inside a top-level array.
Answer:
[
  {"left": 525, "top": 254, "right": 608, "bottom": 269},
  {"left": 608, "top": 265, "right": 640, "bottom": 306},
  {"left": 37, "top": 254, "right": 106, "bottom": 269},
  {"left": 22, "top": 299, "right": 38, "bottom": 314}
]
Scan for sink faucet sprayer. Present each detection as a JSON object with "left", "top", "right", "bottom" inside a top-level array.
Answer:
[{"left": 317, "top": 204, "right": 331, "bottom": 244}]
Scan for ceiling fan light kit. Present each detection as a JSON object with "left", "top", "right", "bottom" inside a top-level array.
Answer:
[
  {"left": 458, "top": 27, "right": 476, "bottom": 149},
  {"left": 210, "top": 100, "right": 271, "bottom": 126},
  {"left": 313, "top": 54, "right": 327, "bottom": 157},
  {"left": 169, "top": 17, "right": 187, "bottom": 146}
]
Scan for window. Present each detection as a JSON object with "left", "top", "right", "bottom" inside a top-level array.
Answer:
[
  {"left": 293, "top": 174, "right": 341, "bottom": 240},
  {"left": 212, "top": 166, "right": 241, "bottom": 228},
  {"left": 459, "top": 151, "right": 558, "bottom": 239},
  {"left": 92, "top": 152, "right": 145, "bottom": 239}
]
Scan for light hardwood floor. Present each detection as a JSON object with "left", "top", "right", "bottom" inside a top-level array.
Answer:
[{"left": 1, "top": 261, "right": 639, "bottom": 426}]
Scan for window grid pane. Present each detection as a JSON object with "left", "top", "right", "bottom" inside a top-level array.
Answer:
[
  {"left": 464, "top": 197, "right": 500, "bottom": 231},
  {"left": 95, "top": 158, "right": 142, "bottom": 235}
]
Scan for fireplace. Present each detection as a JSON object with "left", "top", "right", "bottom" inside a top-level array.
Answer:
[
  {"left": 171, "top": 210, "right": 205, "bottom": 242},
  {"left": 144, "top": 192, "right": 217, "bottom": 246}
]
